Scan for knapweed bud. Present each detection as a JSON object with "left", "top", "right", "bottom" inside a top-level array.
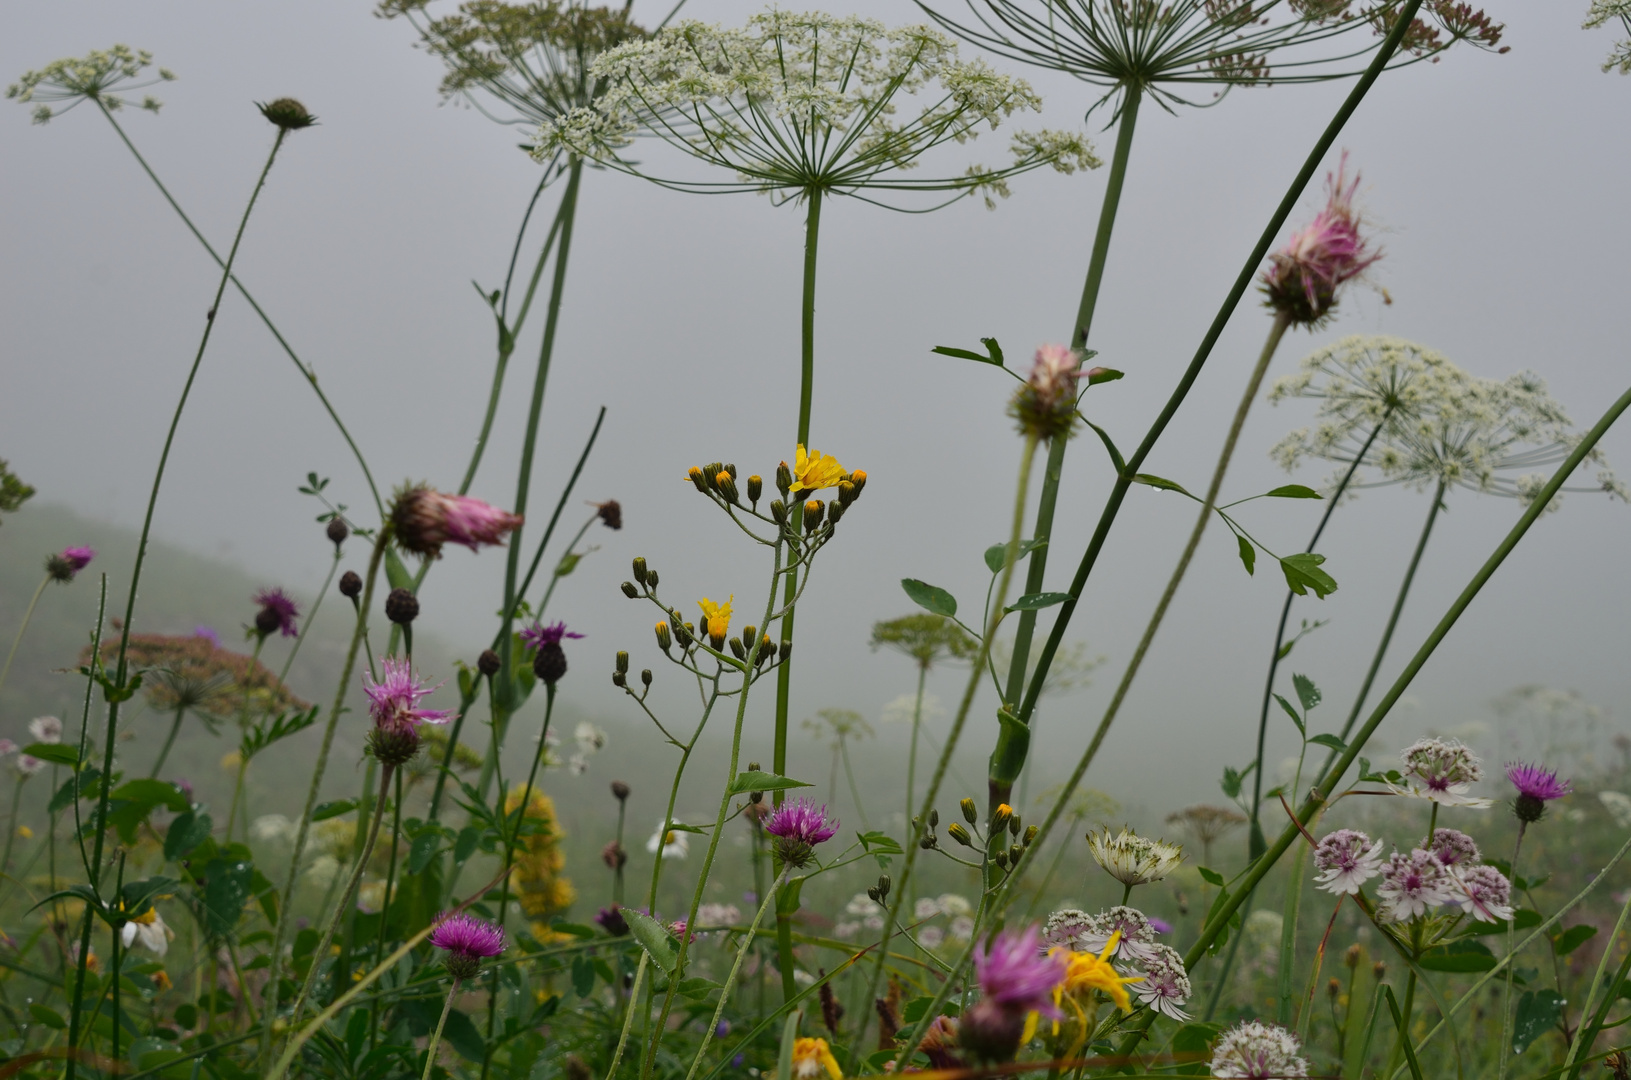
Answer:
[
  {"left": 747, "top": 475, "right": 763, "bottom": 504},
  {"left": 533, "top": 642, "right": 567, "bottom": 685},
  {"left": 611, "top": 780, "right": 631, "bottom": 801},
  {"left": 616, "top": 651, "right": 629, "bottom": 674},
  {"left": 960, "top": 798, "right": 978, "bottom": 824},
  {"left": 688, "top": 466, "right": 709, "bottom": 494},
  {"left": 803, "top": 499, "right": 825, "bottom": 532},
  {"left": 326, "top": 517, "right": 349, "bottom": 548},
  {"left": 258, "top": 97, "right": 317, "bottom": 130},
  {"left": 391, "top": 486, "right": 521, "bottom": 560},
  {"left": 837, "top": 480, "right": 857, "bottom": 508},
  {"left": 339, "top": 570, "right": 362, "bottom": 598},
  {"left": 602, "top": 840, "right": 628, "bottom": 870},
  {"left": 478, "top": 649, "right": 501, "bottom": 676},
  {"left": 946, "top": 822, "right": 974, "bottom": 847},
  {"left": 641, "top": 669, "right": 652, "bottom": 687},
  {"left": 990, "top": 804, "right": 1013, "bottom": 834},
  {"left": 367, "top": 722, "right": 421, "bottom": 768},
  {"left": 632, "top": 557, "right": 649, "bottom": 585},
  {"left": 385, "top": 587, "right": 419, "bottom": 625},
  {"left": 621, "top": 581, "right": 639, "bottom": 599},
  {"left": 776, "top": 462, "right": 793, "bottom": 497},
  {"left": 1260, "top": 154, "right": 1378, "bottom": 326},
  {"left": 716, "top": 471, "right": 741, "bottom": 505},
  {"left": 1022, "top": 825, "right": 1038, "bottom": 847},
  {"left": 770, "top": 499, "right": 788, "bottom": 526},
  {"left": 255, "top": 607, "right": 283, "bottom": 637}
]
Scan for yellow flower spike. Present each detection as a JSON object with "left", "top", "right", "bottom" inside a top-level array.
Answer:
[
  {"left": 790, "top": 445, "right": 848, "bottom": 494},
  {"left": 791, "top": 1037, "right": 842, "bottom": 1080},
  {"left": 697, "top": 596, "right": 733, "bottom": 644}
]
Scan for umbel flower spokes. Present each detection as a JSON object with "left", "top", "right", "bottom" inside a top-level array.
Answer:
[
  {"left": 7, "top": 44, "right": 175, "bottom": 124},
  {"left": 535, "top": 10, "right": 1099, "bottom": 209}
]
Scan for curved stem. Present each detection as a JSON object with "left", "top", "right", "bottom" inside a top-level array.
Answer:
[
  {"left": 421, "top": 979, "right": 459, "bottom": 1080},
  {"left": 62, "top": 576, "right": 105, "bottom": 1080},
  {"left": 369, "top": 767, "right": 405, "bottom": 1051},
  {"left": 225, "top": 635, "right": 267, "bottom": 844},
  {"left": 276, "top": 549, "right": 341, "bottom": 689},
  {"left": 149, "top": 705, "right": 188, "bottom": 780},
  {"left": 684, "top": 866, "right": 791, "bottom": 1080},
  {"left": 0, "top": 575, "right": 50, "bottom": 700},
  {"left": 604, "top": 954, "right": 647, "bottom": 1080},
  {"left": 0, "top": 779, "right": 26, "bottom": 878},
  {"left": 906, "top": 665, "right": 927, "bottom": 833}
]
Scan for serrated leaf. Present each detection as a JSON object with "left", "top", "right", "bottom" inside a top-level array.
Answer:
[
  {"left": 901, "top": 579, "right": 957, "bottom": 618},
  {"left": 311, "top": 800, "right": 356, "bottom": 822},
  {"left": 1007, "top": 592, "right": 1071, "bottom": 612},
  {"left": 727, "top": 771, "right": 812, "bottom": 795},
  {"left": 621, "top": 907, "right": 677, "bottom": 974},
  {"left": 1236, "top": 535, "right": 1256, "bottom": 576},
  {"left": 1265, "top": 484, "right": 1323, "bottom": 499},
  {"left": 1308, "top": 734, "right": 1348, "bottom": 752},
  {"left": 1132, "top": 473, "right": 1192, "bottom": 496},
  {"left": 1275, "top": 694, "right": 1305, "bottom": 736},
  {"left": 1292, "top": 673, "right": 1321, "bottom": 712},
  {"left": 1281, "top": 553, "right": 1339, "bottom": 598}
]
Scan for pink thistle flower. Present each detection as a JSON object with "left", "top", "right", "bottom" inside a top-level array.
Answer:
[
  {"left": 764, "top": 797, "right": 838, "bottom": 868},
  {"left": 392, "top": 485, "right": 523, "bottom": 560},
  {"left": 960, "top": 925, "right": 1066, "bottom": 1063},
  {"left": 519, "top": 620, "right": 585, "bottom": 653},
  {"left": 1313, "top": 829, "right": 1385, "bottom": 895},
  {"left": 46, "top": 546, "right": 96, "bottom": 582},
  {"left": 429, "top": 912, "right": 505, "bottom": 980},
  {"left": 252, "top": 587, "right": 301, "bottom": 638},
  {"left": 364, "top": 658, "right": 455, "bottom": 732},
  {"left": 1261, "top": 153, "right": 1380, "bottom": 327},
  {"left": 1507, "top": 761, "right": 1572, "bottom": 824}
]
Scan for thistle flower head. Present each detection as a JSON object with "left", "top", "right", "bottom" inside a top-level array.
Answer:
[
  {"left": 972, "top": 925, "right": 1066, "bottom": 1015},
  {"left": 363, "top": 657, "right": 456, "bottom": 759},
  {"left": 1392, "top": 737, "right": 1493, "bottom": 807},
  {"left": 391, "top": 485, "right": 523, "bottom": 559},
  {"left": 257, "top": 97, "right": 316, "bottom": 130},
  {"left": 1128, "top": 943, "right": 1192, "bottom": 1020},
  {"left": 1507, "top": 761, "right": 1572, "bottom": 824},
  {"left": 1313, "top": 829, "right": 1385, "bottom": 895},
  {"left": 1209, "top": 1019, "right": 1309, "bottom": 1079},
  {"left": 1376, "top": 848, "right": 1456, "bottom": 923},
  {"left": 429, "top": 912, "right": 505, "bottom": 980},
  {"left": 46, "top": 546, "right": 95, "bottom": 582},
  {"left": 252, "top": 587, "right": 301, "bottom": 638},
  {"left": 520, "top": 620, "right": 584, "bottom": 653},
  {"left": 1085, "top": 826, "right": 1182, "bottom": 887},
  {"left": 1261, "top": 154, "right": 1379, "bottom": 326},
  {"left": 8, "top": 45, "right": 174, "bottom": 124},
  {"left": 1450, "top": 863, "right": 1513, "bottom": 923},
  {"left": 765, "top": 797, "right": 838, "bottom": 867}
]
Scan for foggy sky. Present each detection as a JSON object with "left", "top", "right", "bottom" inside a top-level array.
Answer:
[{"left": 3, "top": 1, "right": 1630, "bottom": 813}]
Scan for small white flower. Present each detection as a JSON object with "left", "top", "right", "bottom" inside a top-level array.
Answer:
[
  {"left": 846, "top": 893, "right": 882, "bottom": 917},
  {"left": 948, "top": 915, "right": 975, "bottom": 942},
  {"left": 1449, "top": 864, "right": 1514, "bottom": 923},
  {"left": 305, "top": 854, "right": 341, "bottom": 887},
  {"left": 913, "top": 897, "right": 942, "bottom": 920},
  {"left": 120, "top": 907, "right": 172, "bottom": 957},
  {"left": 250, "top": 814, "right": 296, "bottom": 844},
  {"left": 1312, "top": 829, "right": 1386, "bottom": 895},
  {"left": 568, "top": 753, "right": 590, "bottom": 777},
  {"left": 1128, "top": 943, "right": 1192, "bottom": 1021},
  {"left": 14, "top": 755, "right": 44, "bottom": 777},
  {"left": 1210, "top": 1019, "right": 1309, "bottom": 1079},
  {"left": 1086, "top": 826, "right": 1183, "bottom": 887},
  {"left": 647, "top": 823, "right": 690, "bottom": 860},
  {"left": 28, "top": 716, "right": 63, "bottom": 744},
  {"left": 834, "top": 921, "right": 860, "bottom": 940},
  {"left": 695, "top": 903, "right": 741, "bottom": 928},
  {"left": 936, "top": 893, "right": 973, "bottom": 917},
  {"left": 1600, "top": 790, "right": 1631, "bottom": 828},
  {"left": 917, "top": 926, "right": 944, "bottom": 949},
  {"left": 574, "top": 722, "right": 607, "bottom": 754},
  {"left": 1388, "top": 737, "right": 1493, "bottom": 807},
  {"left": 1043, "top": 907, "right": 1096, "bottom": 951},
  {"left": 1376, "top": 849, "right": 1456, "bottom": 922}
]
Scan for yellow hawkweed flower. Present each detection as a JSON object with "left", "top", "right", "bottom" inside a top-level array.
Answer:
[
  {"left": 698, "top": 596, "right": 733, "bottom": 643},
  {"left": 789, "top": 445, "right": 847, "bottom": 494},
  {"left": 791, "top": 1037, "right": 842, "bottom": 1080},
  {"left": 15, "top": 825, "right": 32, "bottom": 839},
  {"left": 152, "top": 970, "right": 173, "bottom": 991},
  {"left": 1052, "top": 933, "right": 1141, "bottom": 1015}
]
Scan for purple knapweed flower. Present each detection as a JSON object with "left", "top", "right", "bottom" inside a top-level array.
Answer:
[
  {"left": 1376, "top": 848, "right": 1456, "bottom": 922},
  {"left": 522, "top": 620, "right": 582, "bottom": 686},
  {"left": 193, "top": 625, "right": 220, "bottom": 647},
  {"left": 765, "top": 797, "right": 838, "bottom": 868},
  {"left": 429, "top": 912, "right": 505, "bottom": 980},
  {"left": 1450, "top": 864, "right": 1514, "bottom": 923},
  {"left": 1507, "top": 761, "right": 1572, "bottom": 825},
  {"left": 1428, "top": 828, "right": 1481, "bottom": 868},
  {"left": 46, "top": 546, "right": 95, "bottom": 583},
  {"left": 1009, "top": 344, "right": 1093, "bottom": 440},
  {"left": 1261, "top": 152, "right": 1379, "bottom": 327},
  {"left": 1313, "top": 829, "right": 1386, "bottom": 895},
  {"left": 363, "top": 657, "right": 455, "bottom": 766},
  {"left": 391, "top": 485, "right": 523, "bottom": 559},
  {"left": 595, "top": 906, "right": 629, "bottom": 936},
  {"left": 960, "top": 926, "right": 1066, "bottom": 1063},
  {"left": 252, "top": 587, "right": 301, "bottom": 638},
  {"left": 519, "top": 620, "right": 585, "bottom": 653}
]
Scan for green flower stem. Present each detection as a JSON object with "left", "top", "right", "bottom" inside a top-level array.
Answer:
[
  {"left": 1245, "top": 413, "right": 1392, "bottom": 854},
  {"left": 225, "top": 635, "right": 268, "bottom": 844},
  {"left": 534, "top": 511, "right": 598, "bottom": 616},
  {"left": 906, "top": 664, "right": 927, "bottom": 834},
  {"left": 486, "top": 158, "right": 584, "bottom": 802},
  {"left": 684, "top": 866, "right": 792, "bottom": 1080},
  {"left": 149, "top": 704, "right": 188, "bottom": 780},
  {"left": 1276, "top": 836, "right": 1310, "bottom": 1025},
  {"left": 420, "top": 978, "right": 460, "bottom": 1080},
  {"left": 998, "top": 82, "right": 1141, "bottom": 722},
  {"left": 1385, "top": 968, "right": 1419, "bottom": 1077},
  {"left": 604, "top": 953, "right": 648, "bottom": 1080},
  {"left": 0, "top": 776, "right": 27, "bottom": 878},
  {"left": 276, "top": 548, "right": 341, "bottom": 690},
  {"left": 1564, "top": 878, "right": 1631, "bottom": 1078},
  {"left": 1495, "top": 824, "right": 1526, "bottom": 1080},
  {"left": 613, "top": 793, "right": 628, "bottom": 907},
  {"left": 369, "top": 767, "right": 405, "bottom": 1052},
  {"left": 859, "top": 430, "right": 1040, "bottom": 1061},
  {"left": 94, "top": 105, "right": 383, "bottom": 520},
  {"left": 62, "top": 575, "right": 105, "bottom": 1080},
  {"left": 0, "top": 574, "right": 49, "bottom": 701}
]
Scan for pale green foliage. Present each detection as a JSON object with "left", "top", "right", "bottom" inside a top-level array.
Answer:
[
  {"left": 535, "top": 9, "right": 1098, "bottom": 206},
  {"left": 6, "top": 45, "right": 174, "bottom": 123},
  {"left": 1584, "top": 0, "right": 1631, "bottom": 73}
]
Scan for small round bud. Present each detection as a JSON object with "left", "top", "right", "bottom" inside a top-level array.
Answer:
[
  {"left": 632, "top": 557, "right": 649, "bottom": 585},
  {"left": 803, "top": 499, "right": 825, "bottom": 532},
  {"left": 748, "top": 762, "right": 761, "bottom": 772},
  {"left": 756, "top": 636, "right": 774, "bottom": 666},
  {"left": 367, "top": 723, "right": 421, "bottom": 768},
  {"left": 255, "top": 607, "right": 282, "bottom": 637},
  {"left": 775, "top": 462, "right": 793, "bottom": 496},
  {"left": 258, "top": 97, "right": 317, "bottom": 130},
  {"left": 1327, "top": 977, "right": 1342, "bottom": 1000},
  {"left": 339, "top": 570, "right": 362, "bottom": 598},
  {"left": 655, "top": 621, "right": 672, "bottom": 652},
  {"left": 959, "top": 798, "right": 978, "bottom": 824},
  {"left": 1022, "top": 824, "right": 1038, "bottom": 847},
  {"left": 611, "top": 780, "right": 631, "bottom": 801},
  {"left": 929, "top": 809, "right": 939, "bottom": 828},
  {"left": 703, "top": 463, "right": 723, "bottom": 491},
  {"left": 747, "top": 475, "right": 763, "bottom": 504},
  {"left": 741, "top": 626, "right": 757, "bottom": 654},
  {"left": 1008, "top": 843, "right": 1023, "bottom": 864},
  {"left": 385, "top": 587, "right": 419, "bottom": 624},
  {"left": 602, "top": 840, "right": 628, "bottom": 870},
  {"left": 612, "top": 671, "right": 627, "bottom": 688},
  {"left": 994, "top": 849, "right": 1010, "bottom": 870},
  {"left": 477, "top": 649, "right": 501, "bottom": 676},
  {"left": 827, "top": 500, "right": 846, "bottom": 526},
  {"left": 837, "top": 480, "right": 857, "bottom": 508},
  {"left": 867, "top": 886, "right": 880, "bottom": 903},
  {"left": 326, "top": 517, "right": 349, "bottom": 548},
  {"left": 877, "top": 874, "right": 891, "bottom": 897},
  {"left": 533, "top": 642, "right": 567, "bottom": 685},
  {"left": 1372, "top": 961, "right": 1387, "bottom": 979},
  {"left": 616, "top": 651, "right": 629, "bottom": 674},
  {"left": 1344, "top": 944, "right": 1362, "bottom": 969},
  {"left": 728, "top": 638, "right": 746, "bottom": 660},
  {"left": 621, "top": 581, "right": 639, "bottom": 599},
  {"left": 946, "top": 822, "right": 974, "bottom": 847},
  {"left": 778, "top": 639, "right": 792, "bottom": 662},
  {"left": 919, "top": 836, "right": 935, "bottom": 849},
  {"left": 1514, "top": 793, "right": 1547, "bottom": 824},
  {"left": 641, "top": 669, "right": 652, "bottom": 687}
]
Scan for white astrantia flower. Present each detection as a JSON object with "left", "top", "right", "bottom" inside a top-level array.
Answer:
[
  {"left": 120, "top": 906, "right": 173, "bottom": 957},
  {"left": 1078, "top": 906, "right": 1163, "bottom": 965},
  {"left": 647, "top": 823, "right": 690, "bottom": 860},
  {"left": 936, "top": 893, "right": 973, "bottom": 917},
  {"left": 918, "top": 926, "right": 945, "bottom": 949},
  {"left": 534, "top": 10, "right": 1098, "bottom": 208},
  {"left": 1043, "top": 907, "right": 1096, "bottom": 951},
  {"left": 948, "top": 915, "right": 975, "bottom": 942},
  {"left": 28, "top": 716, "right": 63, "bottom": 744},
  {"left": 1390, "top": 737, "right": 1494, "bottom": 807},
  {"left": 914, "top": 897, "right": 943, "bottom": 920},
  {"left": 14, "top": 755, "right": 44, "bottom": 777},
  {"left": 846, "top": 893, "right": 883, "bottom": 917},
  {"left": 1449, "top": 864, "right": 1513, "bottom": 923},
  {"left": 1086, "top": 826, "right": 1183, "bottom": 887},
  {"left": 1427, "top": 828, "right": 1480, "bottom": 868},
  {"left": 1376, "top": 849, "right": 1457, "bottom": 923},
  {"left": 1312, "top": 829, "right": 1386, "bottom": 895},
  {"left": 1128, "top": 943, "right": 1192, "bottom": 1021},
  {"left": 1209, "top": 1019, "right": 1309, "bottom": 1079}
]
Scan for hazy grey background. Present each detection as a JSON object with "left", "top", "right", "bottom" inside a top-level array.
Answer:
[{"left": 3, "top": 1, "right": 1630, "bottom": 841}]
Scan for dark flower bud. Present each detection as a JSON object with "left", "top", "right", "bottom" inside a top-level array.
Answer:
[
  {"left": 1514, "top": 794, "right": 1547, "bottom": 824},
  {"left": 601, "top": 840, "right": 628, "bottom": 869},
  {"left": 613, "top": 671, "right": 627, "bottom": 687},
  {"left": 960, "top": 999, "right": 1025, "bottom": 1064},
  {"left": 1328, "top": 977, "right": 1342, "bottom": 1000},
  {"left": 478, "top": 649, "right": 501, "bottom": 676},
  {"left": 367, "top": 723, "right": 421, "bottom": 768},
  {"left": 258, "top": 97, "right": 317, "bottom": 130},
  {"left": 756, "top": 636, "right": 774, "bottom": 666},
  {"left": 641, "top": 669, "right": 652, "bottom": 687},
  {"left": 728, "top": 638, "right": 746, "bottom": 660},
  {"left": 326, "top": 517, "right": 349, "bottom": 548},
  {"left": 621, "top": 581, "right": 639, "bottom": 599},
  {"left": 770, "top": 499, "right": 788, "bottom": 526},
  {"left": 776, "top": 462, "right": 793, "bottom": 497},
  {"left": 778, "top": 639, "right": 792, "bottom": 661},
  {"left": 339, "top": 570, "right": 362, "bottom": 598},
  {"left": 595, "top": 500, "right": 622, "bottom": 530},
  {"left": 384, "top": 587, "right": 419, "bottom": 624},
  {"left": 654, "top": 621, "right": 672, "bottom": 652},
  {"left": 616, "top": 651, "right": 629, "bottom": 674},
  {"left": 596, "top": 906, "right": 630, "bottom": 937},
  {"left": 876, "top": 874, "right": 890, "bottom": 898},
  {"left": 702, "top": 462, "right": 723, "bottom": 491},
  {"left": 994, "top": 848, "right": 1010, "bottom": 870},
  {"left": 1373, "top": 961, "right": 1387, "bottom": 979},
  {"left": 920, "top": 835, "right": 935, "bottom": 849},
  {"left": 867, "top": 886, "right": 880, "bottom": 903},
  {"left": 803, "top": 499, "right": 825, "bottom": 532},
  {"left": 827, "top": 501, "right": 846, "bottom": 526},
  {"left": 741, "top": 626, "right": 757, "bottom": 653},
  {"left": 946, "top": 823, "right": 974, "bottom": 847},
  {"left": 645, "top": 569, "right": 658, "bottom": 587},
  {"left": 837, "top": 480, "right": 857, "bottom": 508},
  {"left": 1022, "top": 825, "right": 1038, "bottom": 847},
  {"left": 849, "top": 470, "right": 867, "bottom": 497},
  {"left": 1008, "top": 843, "right": 1023, "bottom": 864},
  {"left": 747, "top": 475, "right": 763, "bottom": 504},
  {"left": 960, "top": 798, "right": 978, "bottom": 824},
  {"left": 747, "top": 762, "right": 761, "bottom": 772},
  {"left": 688, "top": 466, "right": 709, "bottom": 494},
  {"left": 929, "top": 809, "right": 939, "bottom": 828},
  {"left": 533, "top": 642, "right": 567, "bottom": 684},
  {"left": 1344, "top": 944, "right": 1362, "bottom": 969},
  {"left": 255, "top": 607, "right": 283, "bottom": 637},
  {"left": 716, "top": 471, "right": 741, "bottom": 505},
  {"left": 632, "top": 557, "right": 648, "bottom": 585},
  {"left": 1008, "top": 813, "right": 1023, "bottom": 837},
  {"left": 611, "top": 780, "right": 631, "bottom": 801}
]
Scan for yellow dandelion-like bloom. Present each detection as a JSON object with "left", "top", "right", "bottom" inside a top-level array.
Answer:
[
  {"left": 791, "top": 1037, "right": 842, "bottom": 1080},
  {"left": 504, "top": 785, "right": 575, "bottom": 925},
  {"left": 789, "top": 446, "right": 847, "bottom": 494},
  {"left": 1052, "top": 933, "right": 1141, "bottom": 1016},
  {"left": 697, "top": 596, "right": 733, "bottom": 642}
]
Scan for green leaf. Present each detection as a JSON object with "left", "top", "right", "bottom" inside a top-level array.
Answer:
[
  {"left": 572, "top": 956, "right": 596, "bottom": 997},
  {"left": 1307, "top": 734, "right": 1348, "bottom": 753},
  {"left": 241, "top": 706, "right": 319, "bottom": 762},
  {"left": 1292, "top": 673, "right": 1321, "bottom": 712},
  {"left": 554, "top": 551, "right": 584, "bottom": 578},
  {"left": 930, "top": 336, "right": 1004, "bottom": 367},
  {"left": 24, "top": 743, "right": 81, "bottom": 768},
  {"left": 677, "top": 977, "right": 721, "bottom": 1000},
  {"left": 900, "top": 579, "right": 957, "bottom": 618},
  {"left": 859, "top": 831, "right": 903, "bottom": 858},
  {"left": 311, "top": 800, "right": 356, "bottom": 822},
  {"left": 1281, "top": 553, "right": 1339, "bottom": 598},
  {"left": 984, "top": 544, "right": 1007, "bottom": 574},
  {"left": 727, "top": 771, "right": 812, "bottom": 796},
  {"left": 1086, "top": 367, "right": 1123, "bottom": 386},
  {"left": 110, "top": 779, "right": 190, "bottom": 813},
  {"left": 408, "top": 830, "right": 443, "bottom": 875},
  {"left": 547, "top": 919, "right": 597, "bottom": 940},
  {"left": 1554, "top": 924, "right": 1599, "bottom": 956},
  {"left": 1418, "top": 939, "right": 1496, "bottom": 973},
  {"left": 1512, "top": 988, "right": 1567, "bottom": 1054},
  {"left": 1275, "top": 694, "right": 1305, "bottom": 736},
  {"left": 201, "top": 858, "right": 255, "bottom": 939},
  {"left": 621, "top": 907, "right": 677, "bottom": 974},
  {"left": 29, "top": 1003, "right": 66, "bottom": 1029},
  {"left": 1384, "top": 985, "right": 1425, "bottom": 1080},
  {"left": 1265, "top": 484, "right": 1322, "bottom": 499},
  {"left": 1172, "top": 1022, "right": 1221, "bottom": 1075},
  {"left": 1132, "top": 473, "right": 1192, "bottom": 496},
  {"left": 1006, "top": 592, "right": 1071, "bottom": 612},
  {"left": 454, "top": 826, "right": 481, "bottom": 864},
  {"left": 384, "top": 547, "right": 415, "bottom": 593},
  {"left": 901, "top": 996, "right": 940, "bottom": 1024},
  {"left": 1236, "top": 535, "right": 1256, "bottom": 576},
  {"left": 164, "top": 811, "right": 212, "bottom": 861},
  {"left": 777, "top": 876, "right": 805, "bottom": 918},
  {"left": 1459, "top": 909, "right": 1543, "bottom": 937},
  {"left": 1197, "top": 867, "right": 1226, "bottom": 887},
  {"left": 1084, "top": 420, "right": 1127, "bottom": 476},
  {"left": 775, "top": 1012, "right": 801, "bottom": 1080}
]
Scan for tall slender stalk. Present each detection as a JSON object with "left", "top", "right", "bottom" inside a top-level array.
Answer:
[
  {"left": 1497, "top": 824, "right": 1528, "bottom": 1080},
  {"left": 420, "top": 978, "right": 460, "bottom": 1080},
  {"left": 684, "top": 867, "right": 790, "bottom": 1080},
  {"left": 0, "top": 575, "right": 49, "bottom": 700},
  {"left": 906, "top": 665, "right": 928, "bottom": 832}
]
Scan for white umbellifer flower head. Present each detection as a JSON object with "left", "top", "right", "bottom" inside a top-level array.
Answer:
[
  {"left": 1079, "top": 906, "right": 1163, "bottom": 964},
  {"left": 695, "top": 903, "right": 741, "bottom": 928},
  {"left": 574, "top": 721, "right": 607, "bottom": 754},
  {"left": 120, "top": 906, "right": 172, "bottom": 957},
  {"left": 1312, "top": 829, "right": 1385, "bottom": 895},
  {"left": 918, "top": 925, "right": 945, "bottom": 949},
  {"left": 1085, "top": 826, "right": 1183, "bottom": 887},
  {"left": 1449, "top": 863, "right": 1513, "bottom": 923},
  {"left": 914, "top": 897, "right": 943, "bottom": 920},
  {"left": 1269, "top": 337, "right": 1628, "bottom": 509},
  {"left": 535, "top": 10, "right": 1098, "bottom": 208},
  {"left": 881, "top": 692, "right": 946, "bottom": 726},
  {"left": 647, "top": 822, "right": 690, "bottom": 859},
  {"left": 1584, "top": 1, "right": 1631, "bottom": 74},
  {"left": 7, "top": 45, "right": 174, "bottom": 124},
  {"left": 1129, "top": 943, "right": 1192, "bottom": 1020},
  {"left": 948, "top": 914, "right": 975, "bottom": 942},
  {"left": 1390, "top": 737, "right": 1494, "bottom": 807},
  {"left": 1376, "top": 848, "right": 1456, "bottom": 923},
  {"left": 846, "top": 892, "right": 883, "bottom": 917},
  {"left": 1210, "top": 1019, "right": 1309, "bottom": 1079},
  {"left": 28, "top": 716, "right": 63, "bottom": 744},
  {"left": 936, "top": 893, "right": 973, "bottom": 917},
  {"left": 250, "top": 814, "right": 296, "bottom": 844},
  {"left": 1600, "top": 791, "right": 1631, "bottom": 828}
]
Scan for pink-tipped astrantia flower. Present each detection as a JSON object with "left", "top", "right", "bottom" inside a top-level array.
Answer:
[
  {"left": 1507, "top": 761, "right": 1572, "bottom": 824},
  {"left": 1449, "top": 863, "right": 1514, "bottom": 923},
  {"left": 961, "top": 926, "right": 1066, "bottom": 1063},
  {"left": 1428, "top": 828, "right": 1481, "bottom": 868},
  {"left": 391, "top": 485, "right": 523, "bottom": 560},
  {"left": 46, "top": 546, "right": 96, "bottom": 583},
  {"left": 1128, "top": 943, "right": 1192, "bottom": 1021},
  {"left": 1313, "top": 829, "right": 1386, "bottom": 895},
  {"left": 1009, "top": 344, "right": 1087, "bottom": 441},
  {"left": 252, "top": 587, "right": 301, "bottom": 638},
  {"left": 1376, "top": 848, "right": 1456, "bottom": 923},
  {"left": 765, "top": 797, "right": 839, "bottom": 868},
  {"left": 1209, "top": 1020, "right": 1309, "bottom": 1079},
  {"left": 1261, "top": 153, "right": 1379, "bottom": 327},
  {"left": 1390, "top": 737, "right": 1493, "bottom": 807},
  {"left": 429, "top": 912, "right": 505, "bottom": 980},
  {"left": 1078, "top": 906, "right": 1162, "bottom": 965}
]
